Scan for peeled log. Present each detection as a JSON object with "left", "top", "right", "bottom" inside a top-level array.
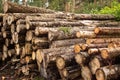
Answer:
[
  {"left": 50, "top": 38, "right": 85, "bottom": 48},
  {"left": 86, "top": 38, "right": 120, "bottom": 44},
  {"left": 4, "top": 1, "right": 54, "bottom": 13},
  {"left": 95, "top": 64, "right": 120, "bottom": 80},
  {"left": 82, "top": 43, "right": 108, "bottom": 51},
  {"left": 101, "top": 47, "right": 120, "bottom": 59},
  {"left": 94, "top": 27, "right": 120, "bottom": 35}
]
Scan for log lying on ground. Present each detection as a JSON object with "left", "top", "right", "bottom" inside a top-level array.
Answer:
[
  {"left": 62, "top": 65, "right": 81, "bottom": 79},
  {"left": 81, "top": 66, "right": 92, "bottom": 80},
  {"left": 95, "top": 64, "right": 120, "bottom": 80},
  {"left": 73, "top": 14, "right": 115, "bottom": 20},
  {"left": 101, "top": 47, "right": 120, "bottom": 59},
  {"left": 86, "top": 38, "right": 120, "bottom": 44},
  {"left": 94, "top": 27, "right": 120, "bottom": 35},
  {"left": 4, "top": 1, "right": 55, "bottom": 13},
  {"left": 50, "top": 38, "right": 85, "bottom": 48},
  {"left": 81, "top": 43, "right": 108, "bottom": 51},
  {"left": 75, "top": 52, "right": 89, "bottom": 66}
]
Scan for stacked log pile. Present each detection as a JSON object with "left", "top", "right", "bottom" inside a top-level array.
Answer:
[{"left": 0, "top": 1, "right": 120, "bottom": 80}]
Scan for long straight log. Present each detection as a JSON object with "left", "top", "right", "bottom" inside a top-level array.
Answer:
[
  {"left": 4, "top": 1, "right": 54, "bottom": 13},
  {"left": 86, "top": 38, "right": 120, "bottom": 44},
  {"left": 50, "top": 38, "right": 85, "bottom": 48},
  {"left": 35, "top": 26, "right": 94, "bottom": 36},
  {"left": 81, "top": 43, "right": 108, "bottom": 51},
  {"left": 101, "top": 47, "right": 120, "bottom": 59},
  {"left": 26, "top": 21, "right": 85, "bottom": 30},
  {"left": 95, "top": 64, "right": 120, "bottom": 80},
  {"left": 94, "top": 27, "right": 120, "bottom": 35},
  {"left": 73, "top": 14, "right": 115, "bottom": 20}
]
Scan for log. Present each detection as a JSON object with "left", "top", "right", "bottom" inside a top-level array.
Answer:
[
  {"left": 94, "top": 27, "right": 120, "bottom": 35},
  {"left": 75, "top": 52, "right": 89, "bottom": 66},
  {"left": 16, "top": 19, "right": 26, "bottom": 25},
  {"left": 107, "top": 42, "right": 120, "bottom": 48},
  {"left": 86, "top": 38, "right": 120, "bottom": 44},
  {"left": 73, "top": 14, "right": 115, "bottom": 20},
  {"left": 89, "top": 56, "right": 107, "bottom": 74},
  {"left": 48, "top": 27, "right": 85, "bottom": 41},
  {"left": 10, "top": 24, "right": 15, "bottom": 34},
  {"left": 62, "top": 65, "right": 81, "bottom": 79},
  {"left": 25, "top": 30, "right": 34, "bottom": 42},
  {"left": 2, "top": 31, "right": 11, "bottom": 38},
  {"left": 25, "top": 42, "right": 32, "bottom": 55},
  {"left": 74, "top": 44, "right": 82, "bottom": 54},
  {"left": 16, "top": 24, "right": 26, "bottom": 34},
  {"left": 4, "top": 1, "right": 55, "bottom": 13},
  {"left": 12, "top": 32, "right": 25, "bottom": 44},
  {"left": 76, "top": 30, "right": 96, "bottom": 38},
  {"left": 56, "top": 53, "right": 75, "bottom": 70},
  {"left": 81, "top": 43, "right": 108, "bottom": 51},
  {"left": 26, "top": 21, "right": 85, "bottom": 30},
  {"left": 36, "top": 46, "right": 74, "bottom": 68},
  {"left": 50, "top": 38, "right": 85, "bottom": 48},
  {"left": 3, "top": 45, "right": 8, "bottom": 60},
  {"left": 88, "top": 48, "right": 107, "bottom": 55},
  {"left": 32, "top": 37, "right": 48, "bottom": 44},
  {"left": 101, "top": 47, "right": 120, "bottom": 59},
  {"left": 95, "top": 64, "right": 120, "bottom": 80},
  {"left": 81, "top": 66, "right": 92, "bottom": 80},
  {"left": 8, "top": 49, "right": 15, "bottom": 57}
]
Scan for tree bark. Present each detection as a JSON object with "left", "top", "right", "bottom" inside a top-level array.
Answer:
[
  {"left": 101, "top": 47, "right": 120, "bottom": 59},
  {"left": 62, "top": 65, "right": 81, "bottom": 79},
  {"left": 81, "top": 66, "right": 92, "bottom": 80},
  {"left": 94, "top": 27, "right": 120, "bottom": 35},
  {"left": 50, "top": 38, "right": 85, "bottom": 48},
  {"left": 95, "top": 64, "right": 120, "bottom": 80},
  {"left": 75, "top": 52, "right": 89, "bottom": 66},
  {"left": 81, "top": 43, "right": 108, "bottom": 51},
  {"left": 86, "top": 38, "right": 120, "bottom": 44},
  {"left": 4, "top": 1, "right": 55, "bottom": 13}
]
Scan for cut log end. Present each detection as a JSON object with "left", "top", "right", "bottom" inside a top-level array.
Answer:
[
  {"left": 89, "top": 57, "right": 100, "bottom": 74},
  {"left": 63, "top": 68, "right": 68, "bottom": 78},
  {"left": 101, "top": 49, "right": 108, "bottom": 59},
  {"left": 7, "top": 16, "right": 14, "bottom": 25},
  {"left": 56, "top": 57, "right": 65, "bottom": 70},
  {"left": 36, "top": 49, "right": 42, "bottom": 63},
  {"left": 26, "top": 23, "right": 30, "bottom": 30},
  {"left": 95, "top": 69, "right": 105, "bottom": 80},
  {"left": 94, "top": 27, "right": 100, "bottom": 34},
  {"left": 75, "top": 54, "right": 83, "bottom": 65},
  {"left": 74, "top": 44, "right": 81, "bottom": 53},
  {"left": 76, "top": 32, "right": 81, "bottom": 38},
  {"left": 81, "top": 44, "right": 87, "bottom": 51}
]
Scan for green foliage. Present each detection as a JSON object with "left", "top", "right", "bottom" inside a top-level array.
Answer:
[
  {"left": 59, "top": 27, "right": 71, "bottom": 34},
  {"left": 95, "top": 0, "right": 120, "bottom": 20}
]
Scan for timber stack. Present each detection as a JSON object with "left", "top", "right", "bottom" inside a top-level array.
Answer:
[{"left": 0, "top": 1, "right": 120, "bottom": 80}]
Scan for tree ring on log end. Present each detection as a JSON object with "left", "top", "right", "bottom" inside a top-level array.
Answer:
[
  {"left": 74, "top": 44, "right": 81, "bottom": 53},
  {"left": 95, "top": 69, "right": 105, "bottom": 80},
  {"left": 94, "top": 27, "right": 100, "bottom": 34},
  {"left": 101, "top": 49, "right": 109, "bottom": 59},
  {"left": 56, "top": 57, "right": 65, "bottom": 70},
  {"left": 75, "top": 53, "right": 83, "bottom": 65}
]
